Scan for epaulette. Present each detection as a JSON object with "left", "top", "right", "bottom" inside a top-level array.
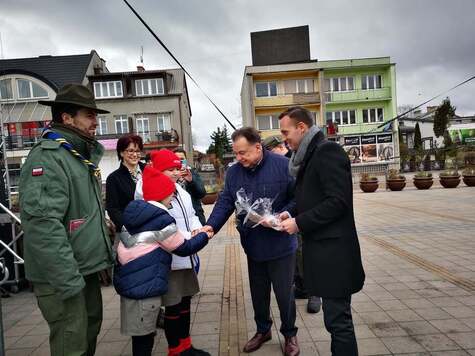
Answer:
[{"left": 40, "top": 140, "right": 61, "bottom": 150}]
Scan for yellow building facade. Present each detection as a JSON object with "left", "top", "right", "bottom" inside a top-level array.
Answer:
[{"left": 241, "top": 63, "right": 323, "bottom": 140}]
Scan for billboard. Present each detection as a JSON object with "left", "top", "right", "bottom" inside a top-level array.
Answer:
[
  {"left": 448, "top": 124, "right": 475, "bottom": 145},
  {"left": 342, "top": 133, "right": 394, "bottom": 164},
  {"left": 344, "top": 136, "right": 361, "bottom": 164}
]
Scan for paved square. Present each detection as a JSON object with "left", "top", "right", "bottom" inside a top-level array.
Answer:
[{"left": 2, "top": 186, "right": 475, "bottom": 355}]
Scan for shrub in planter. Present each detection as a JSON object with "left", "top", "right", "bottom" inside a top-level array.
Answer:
[
  {"left": 386, "top": 169, "right": 406, "bottom": 191},
  {"left": 439, "top": 169, "right": 461, "bottom": 188},
  {"left": 202, "top": 184, "right": 220, "bottom": 205},
  {"left": 359, "top": 173, "right": 379, "bottom": 193},
  {"left": 413, "top": 171, "right": 433, "bottom": 190},
  {"left": 462, "top": 167, "right": 475, "bottom": 187}
]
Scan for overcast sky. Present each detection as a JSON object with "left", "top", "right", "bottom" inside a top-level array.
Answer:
[{"left": 1, "top": 0, "right": 474, "bottom": 151}]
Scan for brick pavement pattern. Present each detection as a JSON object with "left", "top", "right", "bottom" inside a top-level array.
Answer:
[{"left": 2, "top": 186, "right": 475, "bottom": 355}]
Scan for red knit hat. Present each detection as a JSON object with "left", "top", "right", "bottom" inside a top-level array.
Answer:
[
  {"left": 151, "top": 149, "right": 182, "bottom": 172},
  {"left": 142, "top": 166, "right": 176, "bottom": 202}
]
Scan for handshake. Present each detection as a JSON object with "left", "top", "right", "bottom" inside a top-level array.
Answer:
[
  {"left": 191, "top": 226, "right": 215, "bottom": 239},
  {"left": 189, "top": 211, "right": 300, "bottom": 239}
]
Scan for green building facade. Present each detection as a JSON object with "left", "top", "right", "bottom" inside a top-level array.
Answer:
[{"left": 318, "top": 57, "right": 399, "bottom": 166}]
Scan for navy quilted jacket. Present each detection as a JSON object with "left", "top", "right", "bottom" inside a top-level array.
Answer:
[{"left": 113, "top": 200, "right": 208, "bottom": 299}]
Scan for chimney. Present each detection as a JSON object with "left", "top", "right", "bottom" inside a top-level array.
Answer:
[{"left": 137, "top": 64, "right": 145, "bottom": 72}]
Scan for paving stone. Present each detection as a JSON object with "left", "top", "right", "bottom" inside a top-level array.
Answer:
[
  {"left": 430, "top": 319, "right": 473, "bottom": 333},
  {"left": 380, "top": 336, "right": 426, "bottom": 353},
  {"left": 413, "top": 333, "right": 461, "bottom": 351},
  {"left": 447, "top": 332, "right": 475, "bottom": 349},
  {"left": 398, "top": 320, "right": 440, "bottom": 335}
]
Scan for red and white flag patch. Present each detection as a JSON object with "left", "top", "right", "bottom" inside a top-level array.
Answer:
[{"left": 32, "top": 167, "right": 44, "bottom": 176}]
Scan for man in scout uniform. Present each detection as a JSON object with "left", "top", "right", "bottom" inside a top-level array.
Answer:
[{"left": 19, "top": 83, "right": 113, "bottom": 356}]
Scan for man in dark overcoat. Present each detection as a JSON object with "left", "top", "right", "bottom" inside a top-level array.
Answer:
[{"left": 279, "top": 106, "right": 365, "bottom": 356}]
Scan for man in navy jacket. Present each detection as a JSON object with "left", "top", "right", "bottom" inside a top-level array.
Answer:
[{"left": 203, "top": 127, "right": 299, "bottom": 356}]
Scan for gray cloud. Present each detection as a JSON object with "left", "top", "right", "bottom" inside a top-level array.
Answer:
[{"left": 1, "top": 0, "right": 474, "bottom": 150}]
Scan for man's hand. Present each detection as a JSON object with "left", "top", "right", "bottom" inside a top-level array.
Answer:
[
  {"left": 278, "top": 211, "right": 291, "bottom": 221},
  {"left": 181, "top": 169, "right": 193, "bottom": 182},
  {"left": 201, "top": 225, "right": 215, "bottom": 239},
  {"left": 280, "top": 218, "right": 299, "bottom": 234},
  {"left": 105, "top": 219, "right": 116, "bottom": 242}
]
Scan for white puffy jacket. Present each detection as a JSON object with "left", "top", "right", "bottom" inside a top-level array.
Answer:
[{"left": 135, "top": 180, "right": 202, "bottom": 270}]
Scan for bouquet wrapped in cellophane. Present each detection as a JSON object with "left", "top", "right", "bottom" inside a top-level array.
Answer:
[{"left": 234, "top": 188, "right": 282, "bottom": 230}]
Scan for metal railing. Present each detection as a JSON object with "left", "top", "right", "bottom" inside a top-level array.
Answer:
[
  {"left": 3, "top": 129, "right": 181, "bottom": 151},
  {"left": 0, "top": 202, "right": 24, "bottom": 356}
]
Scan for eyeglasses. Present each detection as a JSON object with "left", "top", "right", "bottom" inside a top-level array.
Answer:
[{"left": 125, "top": 149, "right": 141, "bottom": 155}]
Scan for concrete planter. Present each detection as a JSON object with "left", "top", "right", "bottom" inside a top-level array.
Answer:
[
  {"left": 462, "top": 175, "right": 475, "bottom": 187},
  {"left": 413, "top": 177, "right": 433, "bottom": 190},
  {"left": 201, "top": 192, "right": 218, "bottom": 205},
  {"left": 360, "top": 179, "right": 379, "bottom": 193},
  {"left": 386, "top": 178, "right": 406, "bottom": 191},
  {"left": 439, "top": 175, "right": 461, "bottom": 188}
]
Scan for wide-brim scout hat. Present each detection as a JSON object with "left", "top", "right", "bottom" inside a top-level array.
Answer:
[{"left": 38, "top": 83, "right": 110, "bottom": 114}]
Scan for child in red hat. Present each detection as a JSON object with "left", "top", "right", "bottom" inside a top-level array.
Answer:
[
  {"left": 115, "top": 166, "right": 211, "bottom": 356},
  {"left": 134, "top": 149, "right": 210, "bottom": 356}
]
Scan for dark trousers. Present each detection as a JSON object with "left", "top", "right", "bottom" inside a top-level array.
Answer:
[
  {"left": 322, "top": 297, "right": 358, "bottom": 356},
  {"left": 247, "top": 253, "right": 297, "bottom": 337},
  {"left": 132, "top": 333, "right": 155, "bottom": 356}
]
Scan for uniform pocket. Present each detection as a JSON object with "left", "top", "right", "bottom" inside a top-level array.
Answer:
[{"left": 35, "top": 286, "right": 64, "bottom": 323}]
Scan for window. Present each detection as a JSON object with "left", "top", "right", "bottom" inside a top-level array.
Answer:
[
  {"left": 114, "top": 115, "right": 129, "bottom": 134},
  {"left": 362, "top": 75, "right": 382, "bottom": 90},
  {"left": 283, "top": 79, "right": 315, "bottom": 94},
  {"left": 94, "top": 81, "right": 123, "bottom": 98},
  {"left": 324, "top": 77, "right": 354, "bottom": 92},
  {"left": 255, "top": 82, "right": 277, "bottom": 97},
  {"left": 326, "top": 110, "right": 357, "bottom": 125},
  {"left": 135, "top": 78, "right": 165, "bottom": 96},
  {"left": 157, "top": 113, "right": 172, "bottom": 131},
  {"left": 256, "top": 115, "right": 279, "bottom": 130},
  {"left": 17, "top": 79, "right": 48, "bottom": 99},
  {"left": 0, "top": 79, "right": 13, "bottom": 100},
  {"left": 135, "top": 117, "right": 151, "bottom": 142},
  {"left": 96, "top": 117, "right": 108, "bottom": 135},
  {"left": 362, "top": 108, "right": 384, "bottom": 123}
]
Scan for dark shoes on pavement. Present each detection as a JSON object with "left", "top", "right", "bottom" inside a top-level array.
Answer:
[
  {"left": 181, "top": 346, "right": 210, "bottom": 356},
  {"left": 307, "top": 296, "right": 321, "bottom": 314},
  {"left": 243, "top": 330, "right": 272, "bottom": 353},
  {"left": 284, "top": 336, "right": 300, "bottom": 356}
]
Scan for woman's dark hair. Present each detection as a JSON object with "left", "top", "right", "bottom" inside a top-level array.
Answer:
[
  {"left": 231, "top": 127, "right": 261, "bottom": 144},
  {"left": 51, "top": 104, "right": 82, "bottom": 123},
  {"left": 278, "top": 106, "right": 314, "bottom": 127},
  {"left": 116, "top": 135, "right": 144, "bottom": 161}
]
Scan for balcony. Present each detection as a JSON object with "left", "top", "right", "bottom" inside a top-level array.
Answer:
[
  {"left": 254, "top": 92, "right": 320, "bottom": 108},
  {"left": 325, "top": 87, "right": 391, "bottom": 104},
  {"left": 97, "top": 130, "right": 180, "bottom": 150},
  {"left": 3, "top": 130, "right": 180, "bottom": 151}
]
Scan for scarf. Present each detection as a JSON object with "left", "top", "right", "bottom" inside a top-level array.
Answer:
[
  {"left": 288, "top": 125, "right": 320, "bottom": 177},
  {"left": 42, "top": 126, "right": 102, "bottom": 180}
]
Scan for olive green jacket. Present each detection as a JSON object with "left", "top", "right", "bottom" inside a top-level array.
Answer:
[{"left": 19, "top": 124, "right": 113, "bottom": 300}]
